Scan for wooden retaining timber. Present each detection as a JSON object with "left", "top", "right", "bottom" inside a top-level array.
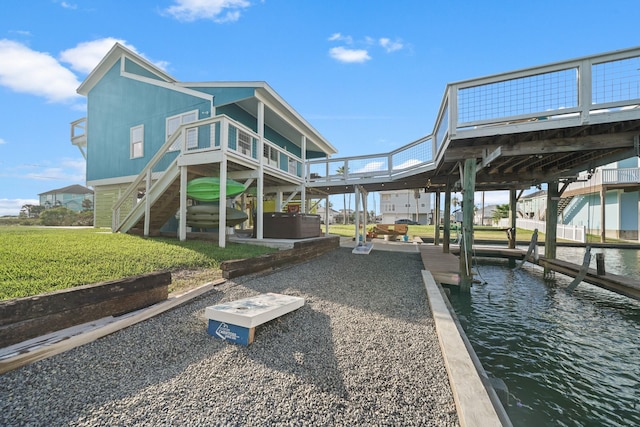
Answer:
[
  {"left": 221, "top": 236, "right": 340, "bottom": 279},
  {"left": 0, "top": 271, "right": 171, "bottom": 348},
  {"left": 0, "top": 279, "right": 225, "bottom": 375}
]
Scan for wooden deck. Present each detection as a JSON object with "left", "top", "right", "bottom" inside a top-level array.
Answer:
[{"left": 420, "top": 245, "right": 461, "bottom": 286}]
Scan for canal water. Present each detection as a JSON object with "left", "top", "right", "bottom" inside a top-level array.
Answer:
[{"left": 449, "top": 247, "right": 640, "bottom": 427}]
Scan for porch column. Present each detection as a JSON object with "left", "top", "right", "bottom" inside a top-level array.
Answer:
[
  {"left": 144, "top": 168, "right": 152, "bottom": 237},
  {"left": 460, "top": 158, "right": 476, "bottom": 292},
  {"left": 600, "top": 185, "right": 606, "bottom": 243},
  {"left": 509, "top": 189, "right": 517, "bottom": 248},
  {"left": 301, "top": 135, "right": 307, "bottom": 213},
  {"left": 434, "top": 190, "right": 441, "bottom": 246},
  {"left": 325, "top": 195, "right": 330, "bottom": 236},
  {"left": 178, "top": 166, "right": 188, "bottom": 241},
  {"left": 257, "top": 101, "right": 265, "bottom": 240},
  {"left": 544, "top": 181, "right": 559, "bottom": 278},
  {"left": 275, "top": 191, "right": 283, "bottom": 212},
  {"left": 443, "top": 184, "right": 451, "bottom": 253},
  {"left": 508, "top": 188, "right": 517, "bottom": 267},
  {"left": 218, "top": 157, "right": 228, "bottom": 248}
]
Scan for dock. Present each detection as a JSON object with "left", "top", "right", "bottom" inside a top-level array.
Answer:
[
  {"left": 420, "top": 245, "right": 461, "bottom": 286},
  {"left": 537, "top": 257, "right": 640, "bottom": 300},
  {"left": 420, "top": 244, "right": 640, "bottom": 301}
]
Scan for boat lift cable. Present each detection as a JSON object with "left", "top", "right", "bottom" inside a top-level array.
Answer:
[
  {"left": 567, "top": 246, "right": 592, "bottom": 292},
  {"left": 516, "top": 229, "right": 539, "bottom": 269}
]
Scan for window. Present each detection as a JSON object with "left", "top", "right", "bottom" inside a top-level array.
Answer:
[
  {"left": 263, "top": 144, "right": 279, "bottom": 167},
  {"left": 237, "top": 129, "right": 252, "bottom": 156},
  {"left": 130, "top": 125, "right": 144, "bottom": 158},
  {"left": 167, "top": 110, "right": 198, "bottom": 151}
]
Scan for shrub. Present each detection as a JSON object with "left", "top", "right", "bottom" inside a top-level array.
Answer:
[{"left": 39, "top": 207, "right": 76, "bottom": 226}]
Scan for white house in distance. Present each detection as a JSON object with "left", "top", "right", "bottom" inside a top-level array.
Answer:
[
  {"left": 315, "top": 205, "right": 338, "bottom": 224},
  {"left": 379, "top": 189, "right": 431, "bottom": 224}
]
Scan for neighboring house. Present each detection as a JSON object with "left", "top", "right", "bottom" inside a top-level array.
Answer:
[
  {"left": 518, "top": 190, "right": 547, "bottom": 220},
  {"left": 560, "top": 157, "right": 640, "bottom": 240},
  {"left": 474, "top": 204, "right": 498, "bottom": 226},
  {"left": 39, "top": 184, "right": 94, "bottom": 212},
  {"left": 315, "top": 205, "right": 338, "bottom": 224},
  {"left": 379, "top": 189, "right": 431, "bottom": 224},
  {"left": 70, "top": 43, "right": 337, "bottom": 246}
]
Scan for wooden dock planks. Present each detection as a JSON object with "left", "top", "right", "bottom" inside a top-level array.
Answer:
[{"left": 420, "top": 245, "right": 461, "bottom": 286}]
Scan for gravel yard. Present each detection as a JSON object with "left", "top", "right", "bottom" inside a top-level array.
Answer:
[{"left": 0, "top": 247, "right": 458, "bottom": 426}]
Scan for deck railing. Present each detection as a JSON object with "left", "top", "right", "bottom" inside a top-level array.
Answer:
[
  {"left": 602, "top": 167, "right": 640, "bottom": 184},
  {"left": 111, "top": 115, "right": 303, "bottom": 231},
  {"left": 307, "top": 47, "right": 640, "bottom": 187}
]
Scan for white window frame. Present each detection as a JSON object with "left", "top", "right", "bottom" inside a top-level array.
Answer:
[
  {"left": 130, "top": 125, "right": 144, "bottom": 159},
  {"left": 263, "top": 144, "right": 279, "bottom": 168},
  {"left": 167, "top": 110, "right": 198, "bottom": 151},
  {"left": 237, "top": 128, "right": 252, "bottom": 156}
]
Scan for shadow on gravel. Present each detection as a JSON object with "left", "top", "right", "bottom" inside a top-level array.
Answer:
[{"left": 249, "top": 305, "right": 348, "bottom": 398}]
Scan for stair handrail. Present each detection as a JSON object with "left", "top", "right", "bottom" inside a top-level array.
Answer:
[{"left": 112, "top": 115, "right": 228, "bottom": 230}]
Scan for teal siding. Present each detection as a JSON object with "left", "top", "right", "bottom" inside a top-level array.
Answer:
[
  {"left": 617, "top": 158, "right": 639, "bottom": 168},
  {"left": 620, "top": 191, "right": 638, "bottom": 231},
  {"left": 123, "top": 58, "right": 167, "bottom": 81},
  {"left": 39, "top": 193, "right": 92, "bottom": 212},
  {"left": 189, "top": 86, "right": 255, "bottom": 106},
  {"left": 217, "top": 104, "right": 258, "bottom": 132},
  {"left": 86, "top": 60, "right": 211, "bottom": 181},
  {"left": 217, "top": 103, "right": 302, "bottom": 158}
]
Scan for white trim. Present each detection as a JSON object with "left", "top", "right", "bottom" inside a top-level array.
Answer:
[
  {"left": 78, "top": 43, "right": 176, "bottom": 95},
  {"left": 130, "top": 124, "right": 144, "bottom": 159},
  {"left": 121, "top": 71, "right": 213, "bottom": 101},
  {"left": 166, "top": 110, "right": 199, "bottom": 151}
]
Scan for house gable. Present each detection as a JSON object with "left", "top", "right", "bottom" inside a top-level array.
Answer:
[{"left": 86, "top": 59, "right": 212, "bottom": 182}]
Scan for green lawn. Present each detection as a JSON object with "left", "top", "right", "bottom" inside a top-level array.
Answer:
[{"left": 0, "top": 227, "right": 276, "bottom": 300}]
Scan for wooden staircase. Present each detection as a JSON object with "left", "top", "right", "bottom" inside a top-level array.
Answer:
[
  {"left": 128, "top": 176, "right": 182, "bottom": 235},
  {"left": 557, "top": 195, "right": 574, "bottom": 214}
]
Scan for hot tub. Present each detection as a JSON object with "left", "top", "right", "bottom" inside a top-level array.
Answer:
[{"left": 262, "top": 212, "right": 321, "bottom": 239}]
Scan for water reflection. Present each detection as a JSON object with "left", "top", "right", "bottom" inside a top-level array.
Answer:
[{"left": 450, "top": 249, "right": 640, "bottom": 427}]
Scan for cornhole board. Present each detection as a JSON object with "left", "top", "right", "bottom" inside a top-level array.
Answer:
[{"left": 204, "top": 293, "right": 304, "bottom": 346}]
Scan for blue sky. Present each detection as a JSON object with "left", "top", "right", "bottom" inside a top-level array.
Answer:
[{"left": 0, "top": 0, "right": 639, "bottom": 216}]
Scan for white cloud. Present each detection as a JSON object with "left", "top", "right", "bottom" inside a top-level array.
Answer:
[
  {"left": 379, "top": 37, "right": 403, "bottom": 53},
  {"left": 22, "top": 158, "right": 85, "bottom": 182},
  {"left": 165, "top": 0, "right": 251, "bottom": 23},
  {"left": 60, "top": 1, "right": 77, "bottom": 9},
  {"left": 329, "top": 46, "right": 371, "bottom": 64},
  {"left": 59, "top": 38, "right": 128, "bottom": 74},
  {"left": 0, "top": 39, "right": 81, "bottom": 103},
  {"left": 0, "top": 38, "right": 170, "bottom": 105},
  {"left": 58, "top": 38, "right": 169, "bottom": 74},
  {"left": 0, "top": 198, "right": 39, "bottom": 216},
  {"left": 393, "top": 159, "right": 422, "bottom": 170},
  {"left": 354, "top": 161, "right": 386, "bottom": 174},
  {"left": 0, "top": 138, "right": 6, "bottom": 145},
  {"left": 328, "top": 33, "right": 353, "bottom": 44}
]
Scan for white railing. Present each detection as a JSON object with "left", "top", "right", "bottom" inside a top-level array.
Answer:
[
  {"left": 70, "top": 117, "right": 86, "bottom": 144},
  {"left": 306, "top": 47, "right": 640, "bottom": 187},
  {"left": 602, "top": 167, "right": 640, "bottom": 184},
  {"left": 498, "top": 218, "right": 586, "bottom": 243},
  {"left": 112, "top": 115, "right": 303, "bottom": 231},
  {"left": 306, "top": 134, "right": 434, "bottom": 184}
]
